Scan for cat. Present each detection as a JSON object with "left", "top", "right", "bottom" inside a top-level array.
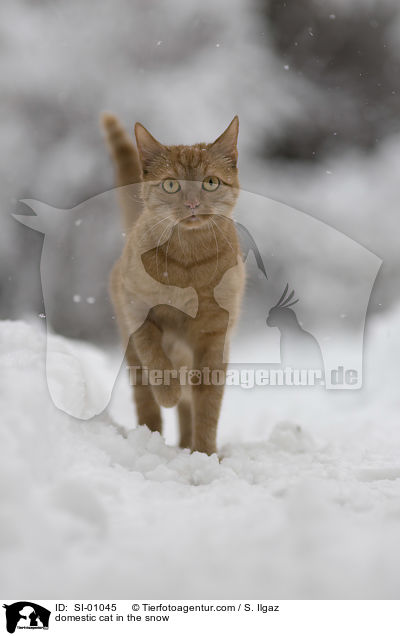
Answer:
[{"left": 102, "top": 113, "right": 245, "bottom": 455}]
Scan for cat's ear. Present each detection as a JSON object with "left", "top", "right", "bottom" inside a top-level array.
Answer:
[
  {"left": 211, "top": 116, "right": 239, "bottom": 166},
  {"left": 134, "top": 123, "right": 164, "bottom": 171}
]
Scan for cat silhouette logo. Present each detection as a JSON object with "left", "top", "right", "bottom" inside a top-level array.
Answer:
[
  {"left": 2, "top": 602, "right": 50, "bottom": 633},
  {"left": 13, "top": 184, "right": 381, "bottom": 418}
]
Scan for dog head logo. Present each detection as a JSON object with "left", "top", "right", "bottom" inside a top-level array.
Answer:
[{"left": 2, "top": 602, "right": 50, "bottom": 633}]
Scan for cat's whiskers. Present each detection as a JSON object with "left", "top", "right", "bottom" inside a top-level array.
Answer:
[
  {"left": 194, "top": 223, "right": 211, "bottom": 255},
  {"left": 210, "top": 215, "right": 236, "bottom": 253},
  {"left": 208, "top": 219, "right": 220, "bottom": 281},
  {"left": 177, "top": 222, "right": 187, "bottom": 258},
  {"left": 155, "top": 220, "right": 176, "bottom": 280},
  {"left": 144, "top": 214, "right": 175, "bottom": 238},
  {"left": 164, "top": 221, "right": 179, "bottom": 281}
]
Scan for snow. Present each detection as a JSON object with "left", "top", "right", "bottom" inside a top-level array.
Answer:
[{"left": 1, "top": 310, "right": 400, "bottom": 599}]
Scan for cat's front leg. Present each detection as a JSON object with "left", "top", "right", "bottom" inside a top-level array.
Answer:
[
  {"left": 132, "top": 318, "right": 181, "bottom": 408},
  {"left": 191, "top": 335, "right": 227, "bottom": 455}
]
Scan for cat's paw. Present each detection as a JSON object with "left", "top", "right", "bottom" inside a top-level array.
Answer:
[
  {"left": 152, "top": 376, "right": 181, "bottom": 408},
  {"left": 191, "top": 441, "right": 218, "bottom": 456}
]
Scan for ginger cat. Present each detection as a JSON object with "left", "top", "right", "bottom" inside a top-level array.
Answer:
[{"left": 102, "top": 114, "right": 244, "bottom": 455}]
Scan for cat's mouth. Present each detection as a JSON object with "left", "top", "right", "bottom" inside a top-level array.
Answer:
[{"left": 180, "top": 212, "right": 211, "bottom": 228}]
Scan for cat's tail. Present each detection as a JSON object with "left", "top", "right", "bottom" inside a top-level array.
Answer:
[{"left": 101, "top": 112, "right": 143, "bottom": 232}]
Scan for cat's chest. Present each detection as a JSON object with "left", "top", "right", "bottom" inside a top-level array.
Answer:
[
  {"left": 140, "top": 239, "right": 242, "bottom": 337},
  {"left": 140, "top": 242, "right": 238, "bottom": 290}
]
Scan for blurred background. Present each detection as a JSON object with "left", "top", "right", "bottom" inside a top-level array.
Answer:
[{"left": 1, "top": 0, "right": 399, "bottom": 342}]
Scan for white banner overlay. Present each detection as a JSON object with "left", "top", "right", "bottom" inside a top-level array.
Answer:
[{"left": 1, "top": 600, "right": 399, "bottom": 635}]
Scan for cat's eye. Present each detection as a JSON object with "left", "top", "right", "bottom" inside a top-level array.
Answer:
[
  {"left": 202, "top": 176, "right": 220, "bottom": 192},
  {"left": 162, "top": 179, "right": 181, "bottom": 194}
]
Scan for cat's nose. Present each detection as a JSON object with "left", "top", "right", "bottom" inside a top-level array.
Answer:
[{"left": 184, "top": 199, "right": 200, "bottom": 211}]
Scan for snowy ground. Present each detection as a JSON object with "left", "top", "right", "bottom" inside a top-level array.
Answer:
[{"left": 1, "top": 311, "right": 400, "bottom": 600}]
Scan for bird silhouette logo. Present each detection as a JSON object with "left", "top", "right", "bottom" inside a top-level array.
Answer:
[{"left": 266, "top": 284, "right": 323, "bottom": 371}]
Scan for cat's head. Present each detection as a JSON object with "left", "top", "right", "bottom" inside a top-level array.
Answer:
[{"left": 134, "top": 117, "right": 239, "bottom": 231}]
